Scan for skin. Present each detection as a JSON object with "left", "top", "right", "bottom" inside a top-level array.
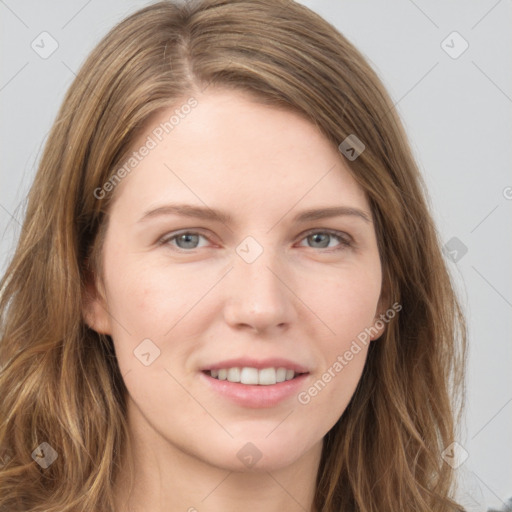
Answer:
[{"left": 84, "top": 88, "right": 387, "bottom": 512}]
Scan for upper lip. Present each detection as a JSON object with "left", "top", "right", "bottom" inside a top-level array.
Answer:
[{"left": 201, "top": 357, "right": 310, "bottom": 374}]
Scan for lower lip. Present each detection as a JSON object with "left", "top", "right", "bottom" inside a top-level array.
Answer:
[{"left": 200, "top": 371, "right": 309, "bottom": 408}]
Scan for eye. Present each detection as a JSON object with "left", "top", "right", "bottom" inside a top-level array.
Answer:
[
  {"left": 158, "top": 229, "right": 352, "bottom": 253},
  {"left": 159, "top": 231, "right": 211, "bottom": 251},
  {"left": 297, "top": 230, "right": 352, "bottom": 251}
]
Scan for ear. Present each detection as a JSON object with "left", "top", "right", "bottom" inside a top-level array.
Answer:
[
  {"left": 369, "top": 286, "right": 392, "bottom": 341},
  {"left": 82, "top": 261, "right": 112, "bottom": 335}
]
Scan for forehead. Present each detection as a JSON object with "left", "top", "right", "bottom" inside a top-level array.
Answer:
[{"left": 109, "top": 88, "right": 369, "bottom": 219}]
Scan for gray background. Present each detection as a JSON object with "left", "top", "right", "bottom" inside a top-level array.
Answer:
[{"left": 1, "top": 1, "right": 510, "bottom": 509}]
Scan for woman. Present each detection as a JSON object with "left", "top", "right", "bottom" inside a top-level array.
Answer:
[{"left": 0, "top": 1, "right": 467, "bottom": 511}]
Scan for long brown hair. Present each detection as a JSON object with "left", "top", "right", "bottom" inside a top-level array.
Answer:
[{"left": 0, "top": 1, "right": 467, "bottom": 510}]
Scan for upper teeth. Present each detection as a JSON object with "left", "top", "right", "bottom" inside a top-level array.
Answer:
[{"left": 209, "top": 367, "right": 296, "bottom": 385}]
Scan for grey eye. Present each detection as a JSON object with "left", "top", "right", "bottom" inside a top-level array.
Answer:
[
  {"left": 306, "top": 233, "right": 332, "bottom": 248},
  {"left": 300, "top": 231, "right": 349, "bottom": 250},
  {"left": 174, "top": 233, "right": 201, "bottom": 249},
  {"left": 159, "top": 230, "right": 211, "bottom": 252}
]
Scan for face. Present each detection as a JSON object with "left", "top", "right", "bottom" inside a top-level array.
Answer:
[{"left": 85, "top": 88, "right": 386, "bottom": 473}]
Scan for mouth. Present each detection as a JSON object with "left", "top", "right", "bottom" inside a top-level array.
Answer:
[
  {"left": 199, "top": 357, "right": 311, "bottom": 407},
  {"left": 200, "top": 362, "right": 310, "bottom": 408},
  {"left": 203, "top": 366, "right": 307, "bottom": 385}
]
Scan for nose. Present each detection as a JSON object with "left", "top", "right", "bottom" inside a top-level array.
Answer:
[{"left": 222, "top": 247, "right": 296, "bottom": 335}]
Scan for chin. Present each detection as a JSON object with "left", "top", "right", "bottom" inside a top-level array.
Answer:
[{"left": 202, "top": 433, "right": 319, "bottom": 473}]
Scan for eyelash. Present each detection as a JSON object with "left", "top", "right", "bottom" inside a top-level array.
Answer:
[{"left": 158, "top": 229, "right": 353, "bottom": 253}]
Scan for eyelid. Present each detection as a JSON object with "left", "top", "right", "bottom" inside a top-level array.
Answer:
[
  {"left": 295, "top": 228, "right": 353, "bottom": 252},
  {"left": 298, "top": 227, "right": 353, "bottom": 243},
  {"left": 158, "top": 228, "right": 213, "bottom": 247}
]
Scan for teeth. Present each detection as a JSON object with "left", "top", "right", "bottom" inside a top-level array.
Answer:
[
  {"left": 276, "top": 367, "right": 287, "bottom": 383},
  {"left": 258, "top": 367, "right": 276, "bottom": 385},
  {"left": 240, "top": 367, "right": 259, "bottom": 384},
  {"left": 227, "top": 367, "right": 241, "bottom": 382},
  {"left": 208, "top": 366, "right": 299, "bottom": 385}
]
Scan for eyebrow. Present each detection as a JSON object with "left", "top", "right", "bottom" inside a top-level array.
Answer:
[{"left": 137, "top": 203, "right": 371, "bottom": 225}]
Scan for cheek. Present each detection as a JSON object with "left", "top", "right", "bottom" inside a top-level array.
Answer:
[
  {"left": 104, "top": 256, "right": 203, "bottom": 340},
  {"left": 309, "top": 262, "right": 382, "bottom": 344},
  {"left": 103, "top": 255, "right": 225, "bottom": 381},
  {"left": 296, "top": 264, "right": 380, "bottom": 417},
  {"left": 297, "top": 344, "right": 368, "bottom": 438}
]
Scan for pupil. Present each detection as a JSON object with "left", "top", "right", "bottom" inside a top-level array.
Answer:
[
  {"left": 178, "top": 233, "right": 198, "bottom": 248},
  {"left": 311, "top": 233, "right": 329, "bottom": 248}
]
